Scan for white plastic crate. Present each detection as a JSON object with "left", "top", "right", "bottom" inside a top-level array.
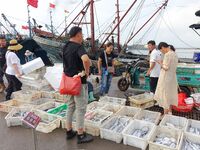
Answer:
[
  {"left": 99, "top": 96, "right": 126, "bottom": 106},
  {"left": 179, "top": 132, "right": 200, "bottom": 150},
  {"left": 149, "top": 126, "right": 182, "bottom": 150},
  {"left": 87, "top": 101, "right": 106, "bottom": 112},
  {"left": 185, "top": 119, "right": 200, "bottom": 136},
  {"left": 85, "top": 109, "right": 113, "bottom": 127},
  {"left": 129, "top": 93, "right": 155, "bottom": 109},
  {"left": 5, "top": 107, "right": 30, "bottom": 127},
  {"left": 122, "top": 120, "right": 156, "bottom": 150},
  {"left": 159, "top": 114, "right": 188, "bottom": 130},
  {"left": 32, "top": 109, "right": 60, "bottom": 133},
  {"left": 36, "top": 101, "right": 64, "bottom": 112},
  {"left": 115, "top": 106, "right": 141, "bottom": 118},
  {"left": 135, "top": 110, "right": 161, "bottom": 125},
  {"left": 100, "top": 116, "right": 131, "bottom": 143},
  {"left": 101, "top": 104, "right": 122, "bottom": 114},
  {"left": 0, "top": 100, "right": 33, "bottom": 113},
  {"left": 12, "top": 90, "right": 42, "bottom": 102}
]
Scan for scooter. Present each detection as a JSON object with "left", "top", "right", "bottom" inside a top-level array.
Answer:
[{"left": 117, "top": 59, "right": 149, "bottom": 91}]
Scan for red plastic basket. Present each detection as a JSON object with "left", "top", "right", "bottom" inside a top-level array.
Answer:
[{"left": 172, "top": 93, "right": 194, "bottom": 112}]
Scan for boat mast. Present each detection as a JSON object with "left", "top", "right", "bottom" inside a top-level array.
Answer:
[
  {"left": 50, "top": 9, "right": 54, "bottom": 35},
  {"left": 1, "top": 13, "right": 19, "bottom": 36},
  {"left": 99, "top": 0, "right": 138, "bottom": 49},
  {"left": 27, "top": 5, "right": 32, "bottom": 38},
  {"left": 116, "top": 0, "right": 120, "bottom": 52},
  {"left": 90, "top": 0, "right": 95, "bottom": 51}
]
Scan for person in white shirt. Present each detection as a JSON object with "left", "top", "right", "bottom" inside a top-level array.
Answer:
[
  {"left": 146, "top": 40, "right": 162, "bottom": 94},
  {"left": 5, "top": 39, "right": 23, "bottom": 100}
]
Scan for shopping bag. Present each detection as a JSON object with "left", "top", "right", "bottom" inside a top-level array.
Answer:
[{"left": 59, "top": 73, "right": 81, "bottom": 95}]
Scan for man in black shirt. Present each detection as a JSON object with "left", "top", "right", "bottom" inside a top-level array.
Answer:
[
  {"left": 63, "top": 26, "right": 93, "bottom": 144},
  {"left": 98, "top": 42, "right": 115, "bottom": 96},
  {"left": 0, "top": 36, "right": 7, "bottom": 92}
]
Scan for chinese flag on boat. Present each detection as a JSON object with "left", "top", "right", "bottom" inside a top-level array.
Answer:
[
  {"left": 49, "top": 3, "right": 56, "bottom": 9},
  {"left": 27, "top": 0, "right": 38, "bottom": 8},
  {"left": 22, "top": 25, "right": 29, "bottom": 30}
]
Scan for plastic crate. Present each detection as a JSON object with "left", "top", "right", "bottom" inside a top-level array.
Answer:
[
  {"left": 135, "top": 110, "right": 161, "bottom": 125},
  {"left": 87, "top": 101, "right": 106, "bottom": 112},
  {"left": 47, "top": 103, "right": 68, "bottom": 118},
  {"left": 129, "top": 93, "right": 155, "bottom": 109},
  {"left": 36, "top": 102, "right": 64, "bottom": 112},
  {"left": 149, "top": 126, "right": 182, "bottom": 150},
  {"left": 185, "top": 119, "right": 200, "bottom": 136},
  {"left": 159, "top": 114, "right": 188, "bottom": 130},
  {"left": 85, "top": 109, "right": 113, "bottom": 127},
  {"left": 179, "top": 132, "right": 200, "bottom": 150},
  {"left": 100, "top": 116, "right": 131, "bottom": 143},
  {"left": 115, "top": 106, "right": 141, "bottom": 118},
  {"left": 12, "top": 90, "right": 42, "bottom": 102},
  {"left": 122, "top": 120, "right": 156, "bottom": 150},
  {"left": 32, "top": 109, "right": 60, "bottom": 133},
  {"left": 101, "top": 104, "right": 122, "bottom": 114},
  {"left": 5, "top": 107, "right": 30, "bottom": 127},
  {"left": 99, "top": 96, "right": 126, "bottom": 106},
  {"left": 177, "top": 63, "right": 200, "bottom": 74},
  {"left": 0, "top": 100, "right": 33, "bottom": 113}
]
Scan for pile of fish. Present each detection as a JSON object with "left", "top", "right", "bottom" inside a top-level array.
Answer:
[
  {"left": 105, "top": 117, "right": 130, "bottom": 133},
  {"left": 165, "top": 122, "right": 182, "bottom": 129},
  {"left": 12, "top": 111, "right": 28, "bottom": 117},
  {"left": 154, "top": 134, "right": 177, "bottom": 148},
  {"left": 141, "top": 117, "right": 155, "bottom": 123},
  {"left": 189, "top": 126, "right": 200, "bottom": 135},
  {"left": 131, "top": 126, "right": 149, "bottom": 138},
  {"left": 85, "top": 112, "right": 109, "bottom": 124},
  {"left": 55, "top": 109, "right": 67, "bottom": 117},
  {"left": 87, "top": 103, "right": 105, "bottom": 111},
  {"left": 183, "top": 139, "right": 200, "bottom": 150}
]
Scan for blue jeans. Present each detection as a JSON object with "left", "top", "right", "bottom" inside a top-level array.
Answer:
[{"left": 100, "top": 68, "right": 113, "bottom": 95}]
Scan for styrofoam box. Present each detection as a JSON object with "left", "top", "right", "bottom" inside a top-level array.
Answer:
[
  {"left": 32, "top": 109, "right": 60, "bottom": 133},
  {"left": 159, "top": 114, "right": 188, "bottom": 130},
  {"left": 99, "top": 96, "right": 126, "bottom": 106},
  {"left": 148, "top": 126, "right": 182, "bottom": 150},
  {"left": 185, "top": 119, "right": 200, "bottom": 136},
  {"left": 87, "top": 101, "right": 106, "bottom": 112},
  {"left": 122, "top": 120, "right": 156, "bottom": 150},
  {"left": 22, "top": 57, "right": 45, "bottom": 75},
  {"left": 85, "top": 109, "right": 113, "bottom": 127},
  {"left": 13, "top": 90, "right": 42, "bottom": 102},
  {"left": 135, "top": 110, "right": 161, "bottom": 125},
  {"left": 5, "top": 107, "right": 30, "bottom": 127},
  {"left": 35, "top": 101, "right": 64, "bottom": 111},
  {"left": 101, "top": 104, "right": 122, "bottom": 114},
  {"left": 0, "top": 100, "right": 33, "bottom": 113},
  {"left": 115, "top": 106, "right": 141, "bottom": 119},
  {"left": 179, "top": 132, "right": 200, "bottom": 150},
  {"left": 100, "top": 116, "right": 131, "bottom": 143}
]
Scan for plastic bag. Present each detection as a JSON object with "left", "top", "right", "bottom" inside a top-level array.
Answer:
[{"left": 59, "top": 73, "right": 81, "bottom": 95}]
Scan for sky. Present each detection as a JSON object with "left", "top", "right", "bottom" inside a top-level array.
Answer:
[{"left": 0, "top": 0, "right": 199, "bottom": 48}]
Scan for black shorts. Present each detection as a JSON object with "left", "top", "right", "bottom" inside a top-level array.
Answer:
[{"left": 150, "top": 77, "right": 158, "bottom": 93}]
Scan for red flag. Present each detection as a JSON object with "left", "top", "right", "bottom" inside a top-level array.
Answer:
[
  {"left": 22, "top": 25, "right": 29, "bottom": 30},
  {"left": 49, "top": 3, "right": 55, "bottom": 8},
  {"left": 27, "top": 0, "right": 38, "bottom": 8}
]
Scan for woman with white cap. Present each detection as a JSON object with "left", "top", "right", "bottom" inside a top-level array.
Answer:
[{"left": 5, "top": 39, "right": 23, "bottom": 100}]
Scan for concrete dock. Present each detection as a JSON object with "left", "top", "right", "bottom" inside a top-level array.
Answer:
[{"left": 0, "top": 77, "right": 141, "bottom": 150}]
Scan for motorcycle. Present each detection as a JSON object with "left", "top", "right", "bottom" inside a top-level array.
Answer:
[{"left": 117, "top": 58, "right": 149, "bottom": 91}]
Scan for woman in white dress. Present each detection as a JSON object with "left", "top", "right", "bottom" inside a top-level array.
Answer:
[{"left": 154, "top": 42, "right": 178, "bottom": 114}]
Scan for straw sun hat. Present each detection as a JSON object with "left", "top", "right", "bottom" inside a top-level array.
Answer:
[{"left": 7, "top": 39, "right": 23, "bottom": 51}]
